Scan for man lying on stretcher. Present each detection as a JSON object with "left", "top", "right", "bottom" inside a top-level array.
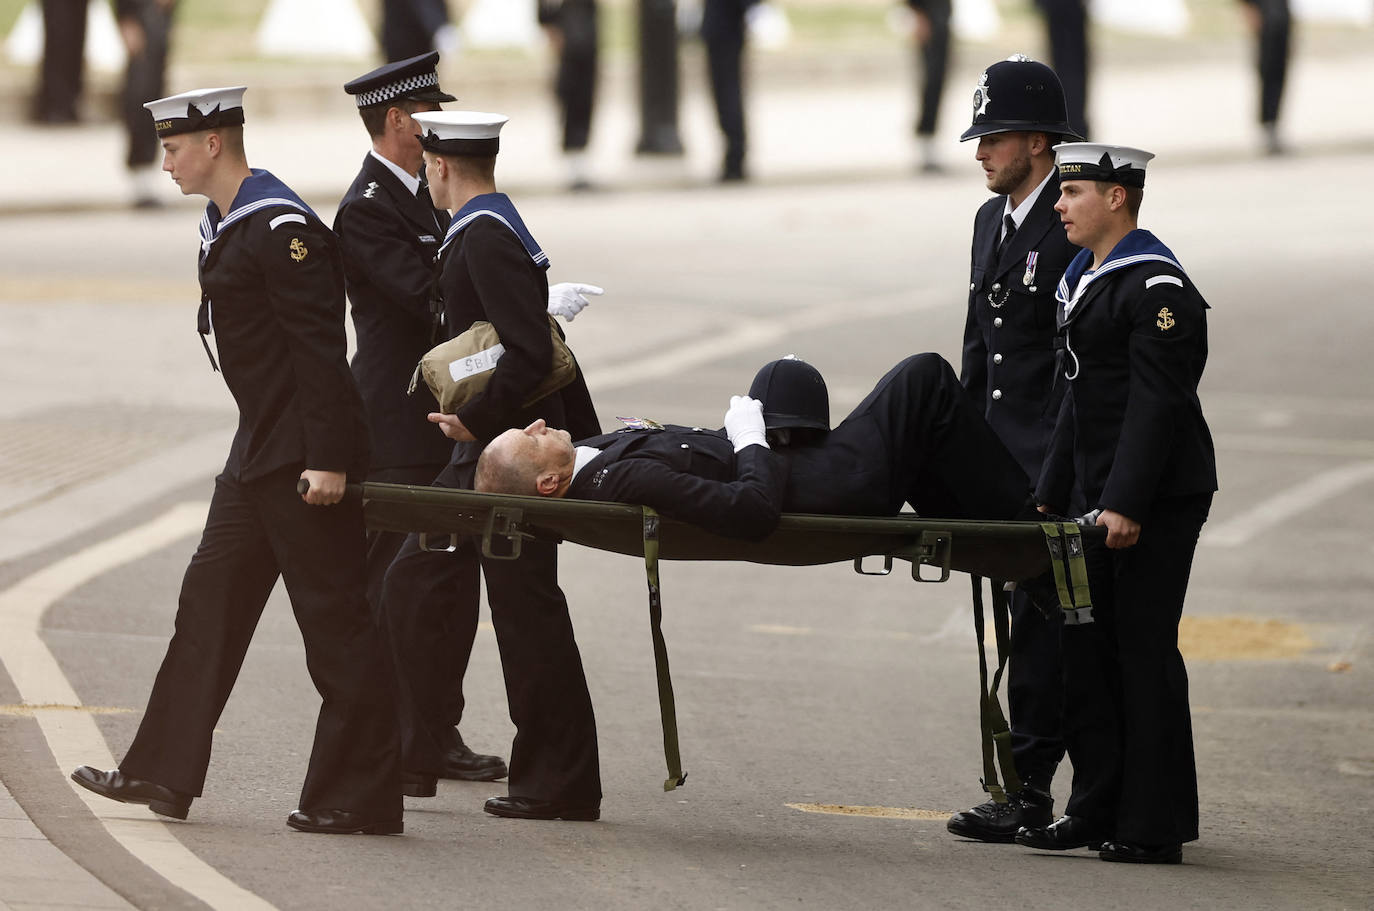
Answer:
[{"left": 430, "top": 354, "right": 1049, "bottom": 545}]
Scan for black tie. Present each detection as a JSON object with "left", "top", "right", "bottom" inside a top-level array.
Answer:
[{"left": 996, "top": 213, "right": 1017, "bottom": 262}]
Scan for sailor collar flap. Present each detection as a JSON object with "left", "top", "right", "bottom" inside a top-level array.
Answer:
[
  {"left": 438, "top": 192, "right": 549, "bottom": 268},
  {"left": 1055, "top": 229, "right": 1184, "bottom": 324},
  {"left": 198, "top": 169, "right": 316, "bottom": 257}
]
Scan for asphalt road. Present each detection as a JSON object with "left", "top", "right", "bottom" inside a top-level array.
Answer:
[{"left": 1, "top": 148, "right": 1372, "bottom": 910}]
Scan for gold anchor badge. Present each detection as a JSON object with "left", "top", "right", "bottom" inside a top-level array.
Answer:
[
  {"left": 289, "top": 238, "right": 308, "bottom": 262},
  {"left": 1156, "top": 307, "right": 1175, "bottom": 331}
]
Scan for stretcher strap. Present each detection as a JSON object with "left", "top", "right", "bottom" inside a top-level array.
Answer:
[
  {"left": 1061, "top": 524, "right": 1095, "bottom": 624},
  {"left": 970, "top": 575, "right": 1021, "bottom": 803},
  {"left": 642, "top": 507, "right": 687, "bottom": 791},
  {"left": 1040, "top": 523, "right": 1074, "bottom": 611}
]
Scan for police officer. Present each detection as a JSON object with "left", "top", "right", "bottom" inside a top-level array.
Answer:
[
  {"left": 1016, "top": 143, "right": 1217, "bottom": 864},
  {"left": 946, "top": 55, "right": 1083, "bottom": 844},
  {"left": 337, "top": 52, "right": 513, "bottom": 786},
  {"left": 72, "top": 87, "right": 402, "bottom": 835},
  {"left": 383, "top": 110, "right": 604, "bottom": 821}
]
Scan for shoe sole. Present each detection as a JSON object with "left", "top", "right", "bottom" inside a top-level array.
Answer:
[
  {"left": 483, "top": 805, "right": 599, "bottom": 822},
  {"left": 439, "top": 765, "right": 508, "bottom": 782},
  {"left": 1099, "top": 849, "right": 1182, "bottom": 865},
  {"left": 946, "top": 822, "right": 1018, "bottom": 844},
  {"left": 286, "top": 817, "right": 404, "bottom": 835},
  {"left": 70, "top": 772, "right": 190, "bottom": 820},
  {"left": 1015, "top": 838, "right": 1105, "bottom": 852},
  {"left": 401, "top": 781, "right": 437, "bottom": 798}
]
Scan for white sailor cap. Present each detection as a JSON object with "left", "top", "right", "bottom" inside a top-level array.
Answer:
[
  {"left": 413, "top": 111, "right": 508, "bottom": 157},
  {"left": 143, "top": 86, "right": 246, "bottom": 138},
  {"left": 1052, "top": 142, "right": 1155, "bottom": 188}
]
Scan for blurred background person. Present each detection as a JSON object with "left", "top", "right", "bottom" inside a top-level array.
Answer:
[
  {"left": 539, "top": 0, "right": 599, "bottom": 191},
  {"left": 29, "top": 0, "right": 87, "bottom": 124},
  {"left": 382, "top": 0, "right": 460, "bottom": 62},
  {"left": 701, "top": 0, "right": 759, "bottom": 182},
  {"left": 1033, "top": 0, "right": 1090, "bottom": 139},
  {"left": 905, "top": 0, "right": 952, "bottom": 174},
  {"left": 118, "top": 0, "right": 177, "bottom": 208},
  {"left": 1238, "top": 0, "right": 1292, "bottom": 155}
]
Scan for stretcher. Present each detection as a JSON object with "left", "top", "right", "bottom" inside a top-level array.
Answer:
[{"left": 340, "top": 481, "right": 1100, "bottom": 804}]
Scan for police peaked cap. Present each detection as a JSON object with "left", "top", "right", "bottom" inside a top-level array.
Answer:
[
  {"left": 344, "top": 51, "right": 456, "bottom": 108},
  {"left": 960, "top": 56, "right": 1083, "bottom": 142}
]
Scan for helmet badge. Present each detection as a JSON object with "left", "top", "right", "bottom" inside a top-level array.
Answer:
[{"left": 973, "top": 71, "right": 991, "bottom": 118}]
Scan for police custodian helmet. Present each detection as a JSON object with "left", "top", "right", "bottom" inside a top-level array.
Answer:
[
  {"left": 748, "top": 356, "right": 830, "bottom": 434},
  {"left": 960, "top": 54, "right": 1083, "bottom": 142}
]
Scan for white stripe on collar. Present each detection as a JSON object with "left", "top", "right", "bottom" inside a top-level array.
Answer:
[
  {"left": 1058, "top": 252, "right": 1183, "bottom": 316},
  {"left": 200, "top": 197, "right": 309, "bottom": 253},
  {"left": 439, "top": 209, "right": 549, "bottom": 265}
]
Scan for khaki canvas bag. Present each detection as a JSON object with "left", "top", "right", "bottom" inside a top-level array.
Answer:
[{"left": 409, "top": 315, "right": 577, "bottom": 414}]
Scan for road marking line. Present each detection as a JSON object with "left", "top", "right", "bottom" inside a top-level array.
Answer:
[
  {"left": 1202, "top": 461, "right": 1374, "bottom": 547},
  {"left": 785, "top": 803, "right": 951, "bottom": 820},
  {"left": 0, "top": 501, "right": 278, "bottom": 911}
]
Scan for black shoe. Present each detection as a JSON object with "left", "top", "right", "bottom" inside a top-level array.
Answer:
[
  {"left": 1099, "top": 841, "right": 1183, "bottom": 864},
  {"left": 70, "top": 766, "right": 192, "bottom": 820},
  {"left": 286, "top": 809, "right": 403, "bottom": 835},
  {"left": 947, "top": 788, "right": 1053, "bottom": 843},
  {"left": 483, "top": 795, "right": 599, "bottom": 821},
  {"left": 1015, "top": 815, "right": 1109, "bottom": 851},
  {"left": 441, "top": 729, "right": 507, "bottom": 782},
  {"left": 401, "top": 771, "right": 437, "bottom": 798}
]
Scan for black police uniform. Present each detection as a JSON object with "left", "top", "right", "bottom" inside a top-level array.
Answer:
[
  {"left": 570, "top": 354, "right": 1034, "bottom": 529},
  {"left": 538, "top": 0, "right": 599, "bottom": 155},
  {"left": 335, "top": 154, "right": 453, "bottom": 608},
  {"left": 963, "top": 174, "right": 1078, "bottom": 791},
  {"left": 1036, "top": 229, "right": 1218, "bottom": 849},
  {"left": 381, "top": 194, "right": 603, "bottom": 807},
  {"left": 955, "top": 58, "right": 1084, "bottom": 824},
  {"left": 702, "top": 0, "right": 760, "bottom": 180},
  {"left": 119, "top": 171, "right": 401, "bottom": 822}
]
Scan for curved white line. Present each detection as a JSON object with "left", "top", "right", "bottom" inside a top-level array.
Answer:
[
  {"left": 1202, "top": 461, "right": 1374, "bottom": 548},
  {"left": 0, "top": 501, "right": 279, "bottom": 911}
]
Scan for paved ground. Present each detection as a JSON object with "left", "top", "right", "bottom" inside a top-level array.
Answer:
[{"left": 1, "top": 25, "right": 1373, "bottom": 911}]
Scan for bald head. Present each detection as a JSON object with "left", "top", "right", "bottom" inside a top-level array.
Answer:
[{"left": 475, "top": 420, "right": 576, "bottom": 497}]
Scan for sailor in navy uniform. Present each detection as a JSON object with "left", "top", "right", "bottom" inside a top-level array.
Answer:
[
  {"left": 948, "top": 55, "right": 1083, "bottom": 844},
  {"left": 71, "top": 87, "right": 402, "bottom": 836},
  {"left": 1017, "top": 143, "right": 1217, "bottom": 865},
  {"left": 380, "top": 111, "right": 604, "bottom": 821}
]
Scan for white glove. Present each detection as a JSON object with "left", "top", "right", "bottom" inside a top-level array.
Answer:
[
  {"left": 723, "top": 395, "right": 768, "bottom": 452},
  {"left": 547, "top": 282, "right": 603, "bottom": 322}
]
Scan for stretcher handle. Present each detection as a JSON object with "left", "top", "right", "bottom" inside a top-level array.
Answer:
[{"left": 295, "top": 479, "right": 364, "bottom": 503}]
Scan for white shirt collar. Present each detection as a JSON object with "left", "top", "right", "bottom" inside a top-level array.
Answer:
[
  {"left": 571, "top": 445, "right": 601, "bottom": 481},
  {"left": 1002, "top": 167, "right": 1057, "bottom": 236},
  {"left": 369, "top": 149, "right": 421, "bottom": 196}
]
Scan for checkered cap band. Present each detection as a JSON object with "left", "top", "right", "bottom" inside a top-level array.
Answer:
[{"left": 355, "top": 71, "right": 440, "bottom": 107}]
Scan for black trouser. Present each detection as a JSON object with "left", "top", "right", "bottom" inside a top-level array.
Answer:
[
  {"left": 1006, "top": 587, "right": 1065, "bottom": 789},
  {"left": 381, "top": 458, "right": 601, "bottom": 804},
  {"left": 381, "top": 0, "right": 448, "bottom": 61},
  {"left": 912, "top": 0, "right": 951, "bottom": 137},
  {"left": 1252, "top": 0, "right": 1291, "bottom": 125},
  {"left": 703, "top": 15, "right": 747, "bottom": 172},
  {"left": 121, "top": 1, "right": 175, "bottom": 169},
  {"left": 1061, "top": 493, "right": 1211, "bottom": 846},
  {"left": 1035, "top": 0, "right": 1090, "bottom": 139},
  {"left": 120, "top": 466, "right": 401, "bottom": 820},
  {"left": 786, "top": 354, "right": 1034, "bottom": 521},
  {"left": 33, "top": 0, "right": 86, "bottom": 122},
  {"left": 553, "top": 0, "right": 598, "bottom": 152}
]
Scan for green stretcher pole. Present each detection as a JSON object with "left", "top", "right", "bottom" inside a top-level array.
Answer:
[{"left": 642, "top": 507, "right": 687, "bottom": 791}]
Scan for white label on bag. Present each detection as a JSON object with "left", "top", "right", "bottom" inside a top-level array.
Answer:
[{"left": 449, "top": 343, "right": 505, "bottom": 381}]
